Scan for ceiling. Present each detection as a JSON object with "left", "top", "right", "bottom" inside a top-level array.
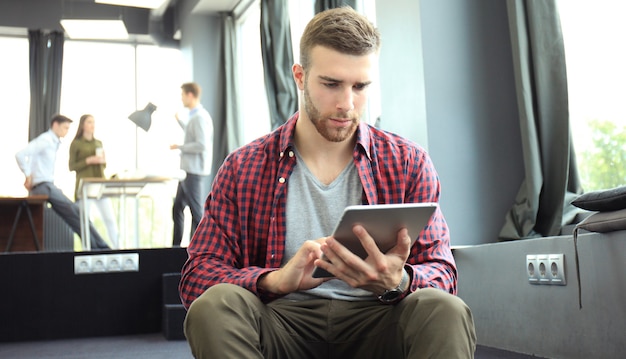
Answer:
[
  {"left": 81, "top": 0, "right": 243, "bottom": 14},
  {"left": 192, "top": 0, "right": 242, "bottom": 14},
  {"left": 0, "top": 0, "right": 250, "bottom": 42}
]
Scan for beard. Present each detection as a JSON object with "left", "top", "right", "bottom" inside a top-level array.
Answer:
[{"left": 303, "top": 83, "right": 359, "bottom": 143}]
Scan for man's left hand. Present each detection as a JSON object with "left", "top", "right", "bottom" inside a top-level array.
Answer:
[{"left": 315, "top": 226, "right": 410, "bottom": 295}]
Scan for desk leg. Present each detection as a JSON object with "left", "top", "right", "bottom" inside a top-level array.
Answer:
[
  {"left": 24, "top": 203, "right": 41, "bottom": 251},
  {"left": 135, "top": 196, "right": 140, "bottom": 248},
  {"left": 80, "top": 187, "right": 91, "bottom": 251},
  {"left": 119, "top": 194, "right": 126, "bottom": 249},
  {"left": 4, "top": 205, "right": 24, "bottom": 252}
]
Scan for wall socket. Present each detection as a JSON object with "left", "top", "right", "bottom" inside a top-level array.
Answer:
[
  {"left": 74, "top": 253, "right": 139, "bottom": 275},
  {"left": 526, "top": 254, "right": 566, "bottom": 285}
]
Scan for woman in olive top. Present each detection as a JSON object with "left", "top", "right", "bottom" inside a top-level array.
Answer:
[{"left": 69, "top": 114, "right": 119, "bottom": 248}]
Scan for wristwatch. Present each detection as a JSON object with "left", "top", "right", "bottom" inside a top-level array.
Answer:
[{"left": 378, "top": 268, "right": 410, "bottom": 304}]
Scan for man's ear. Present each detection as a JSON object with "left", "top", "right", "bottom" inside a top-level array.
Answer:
[{"left": 292, "top": 64, "right": 305, "bottom": 91}]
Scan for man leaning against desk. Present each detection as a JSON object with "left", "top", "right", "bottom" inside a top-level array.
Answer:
[{"left": 15, "top": 114, "right": 110, "bottom": 250}]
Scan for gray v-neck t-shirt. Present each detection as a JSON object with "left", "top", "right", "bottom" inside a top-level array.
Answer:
[{"left": 283, "top": 148, "right": 375, "bottom": 301}]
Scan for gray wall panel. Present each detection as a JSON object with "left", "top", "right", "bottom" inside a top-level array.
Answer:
[{"left": 454, "top": 232, "right": 626, "bottom": 358}]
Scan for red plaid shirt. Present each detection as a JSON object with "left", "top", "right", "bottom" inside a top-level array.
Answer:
[{"left": 180, "top": 113, "right": 457, "bottom": 307}]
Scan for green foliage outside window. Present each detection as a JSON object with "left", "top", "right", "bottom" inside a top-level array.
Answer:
[{"left": 577, "top": 119, "right": 626, "bottom": 191}]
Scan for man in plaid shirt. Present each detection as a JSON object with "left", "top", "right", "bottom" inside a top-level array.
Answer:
[{"left": 180, "top": 6, "right": 476, "bottom": 359}]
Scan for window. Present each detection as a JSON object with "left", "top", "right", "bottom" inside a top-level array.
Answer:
[
  {"left": 60, "top": 41, "right": 186, "bottom": 248},
  {"left": 558, "top": 0, "right": 626, "bottom": 191},
  {"left": 59, "top": 41, "right": 136, "bottom": 195},
  {"left": 288, "top": 0, "right": 315, "bottom": 65},
  {"left": 238, "top": 1, "right": 271, "bottom": 143},
  {"left": 135, "top": 44, "right": 188, "bottom": 176},
  {"left": 60, "top": 41, "right": 186, "bottom": 189},
  {"left": 0, "top": 35, "right": 186, "bottom": 248},
  {"left": 0, "top": 36, "right": 30, "bottom": 197}
]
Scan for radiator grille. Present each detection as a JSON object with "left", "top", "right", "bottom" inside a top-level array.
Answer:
[{"left": 43, "top": 205, "right": 74, "bottom": 252}]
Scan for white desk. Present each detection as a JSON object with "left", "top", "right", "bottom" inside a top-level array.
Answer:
[{"left": 78, "top": 177, "right": 170, "bottom": 250}]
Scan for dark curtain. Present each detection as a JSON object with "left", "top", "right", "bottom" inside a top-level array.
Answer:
[
  {"left": 315, "top": 0, "right": 356, "bottom": 13},
  {"left": 260, "top": 0, "right": 298, "bottom": 130},
  {"left": 212, "top": 13, "right": 243, "bottom": 178},
  {"left": 499, "top": 0, "right": 582, "bottom": 240},
  {"left": 28, "top": 30, "right": 64, "bottom": 141}
]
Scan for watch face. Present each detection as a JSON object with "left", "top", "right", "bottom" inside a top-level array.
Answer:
[{"left": 380, "top": 289, "right": 401, "bottom": 303}]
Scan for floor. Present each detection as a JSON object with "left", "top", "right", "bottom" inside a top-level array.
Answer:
[
  {"left": 0, "top": 334, "right": 193, "bottom": 359},
  {"left": 0, "top": 333, "right": 546, "bottom": 359}
]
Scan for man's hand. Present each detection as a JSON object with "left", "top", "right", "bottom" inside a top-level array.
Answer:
[
  {"left": 258, "top": 238, "right": 330, "bottom": 295},
  {"left": 314, "top": 226, "right": 411, "bottom": 295},
  {"left": 23, "top": 176, "right": 32, "bottom": 191},
  {"left": 170, "top": 144, "right": 179, "bottom": 150}
]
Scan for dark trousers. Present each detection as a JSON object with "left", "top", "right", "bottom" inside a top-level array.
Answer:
[
  {"left": 30, "top": 182, "right": 110, "bottom": 250},
  {"left": 172, "top": 173, "right": 209, "bottom": 246},
  {"left": 184, "top": 283, "right": 477, "bottom": 359}
]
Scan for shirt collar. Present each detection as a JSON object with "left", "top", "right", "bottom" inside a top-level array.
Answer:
[
  {"left": 278, "top": 112, "right": 373, "bottom": 162},
  {"left": 278, "top": 112, "right": 299, "bottom": 155},
  {"left": 47, "top": 129, "right": 62, "bottom": 145},
  {"left": 355, "top": 121, "right": 373, "bottom": 161},
  {"left": 189, "top": 104, "right": 203, "bottom": 116}
]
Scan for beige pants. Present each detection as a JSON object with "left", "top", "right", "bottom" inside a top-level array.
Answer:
[{"left": 184, "top": 283, "right": 476, "bottom": 359}]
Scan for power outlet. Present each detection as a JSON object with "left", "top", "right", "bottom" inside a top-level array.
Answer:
[
  {"left": 74, "top": 252, "right": 139, "bottom": 274},
  {"left": 548, "top": 253, "right": 566, "bottom": 285},
  {"left": 90, "top": 255, "right": 108, "bottom": 273},
  {"left": 526, "top": 253, "right": 566, "bottom": 285},
  {"left": 120, "top": 253, "right": 139, "bottom": 272},
  {"left": 536, "top": 254, "right": 551, "bottom": 284},
  {"left": 106, "top": 254, "right": 123, "bottom": 272},
  {"left": 526, "top": 255, "right": 539, "bottom": 283},
  {"left": 74, "top": 256, "right": 92, "bottom": 274}
]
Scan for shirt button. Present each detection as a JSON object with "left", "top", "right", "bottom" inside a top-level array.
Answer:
[
  {"left": 279, "top": 152, "right": 284, "bottom": 157},
  {"left": 288, "top": 151, "right": 294, "bottom": 157},
  {"left": 278, "top": 177, "right": 285, "bottom": 184}
]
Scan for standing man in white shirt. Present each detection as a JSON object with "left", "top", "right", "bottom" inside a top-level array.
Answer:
[
  {"left": 170, "top": 82, "right": 213, "bottom": 247},
  {"left": 15, "top": 114, "right": 110, "bottom": 250}
]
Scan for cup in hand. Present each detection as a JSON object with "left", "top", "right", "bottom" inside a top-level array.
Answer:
[{"left": 95, "top": 147, "right": 104, "bottom": 158}]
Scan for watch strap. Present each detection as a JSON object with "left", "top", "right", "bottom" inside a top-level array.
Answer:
[{"left": 378, "top": 268, "right": 410, "bottom": 304}]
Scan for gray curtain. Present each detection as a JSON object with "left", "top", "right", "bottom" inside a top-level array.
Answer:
[
  {"left": 212, "top": 13, "right": 243, "bottom": 178},
  {"left": 28, "top": 30, "right": 64, "bottom": 141},
  {"left": 315, "top": 0, "right": 356, "bottom": 13},
  {"left": 260, "top": 0, "right": 298, "bottom": 130},
  {"left": 499, "top": 0, "right": 582, "bottom": 240}
]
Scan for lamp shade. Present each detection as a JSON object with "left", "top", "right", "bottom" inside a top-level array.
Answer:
[{"left": 128, "top": 102, "right": 157, "bottom": 131}]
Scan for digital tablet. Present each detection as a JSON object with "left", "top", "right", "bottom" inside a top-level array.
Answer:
[{"left": 312, "top": 203, "right": 438, "bottom": 278}]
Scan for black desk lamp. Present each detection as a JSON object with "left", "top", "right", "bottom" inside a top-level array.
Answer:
[{"left": 128, "top": 102, "right": 157, "bottom": 131}]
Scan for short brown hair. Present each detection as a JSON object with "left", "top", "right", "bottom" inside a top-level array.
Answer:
[
  {"left": 50, "top": 114, "right": 73, "bottom": 127},
  {"left": 299, "top": 6, "right": 381, "bottom": 70},
  {"left": 181, "top": 82, "right": 201, "bottom": 98}
]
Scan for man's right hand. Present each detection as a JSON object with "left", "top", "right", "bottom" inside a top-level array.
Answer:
[
  {"left": 23, "top": 176, "right": 32, "bottom": 191},
  {"left": 258, "top": 238, "right": 330, "bottom": 295}
]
